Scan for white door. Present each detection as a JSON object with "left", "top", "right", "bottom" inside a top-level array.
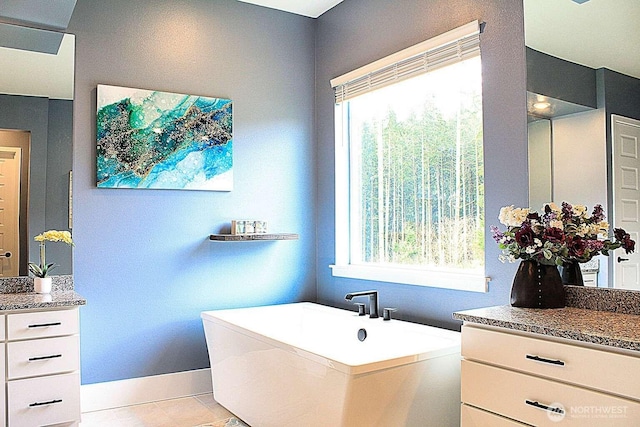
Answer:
[
  {"left": 0, "top": 147, "right": 21, "bottom": 277},
  {"left": 612, "top": 115, "right": 640, "bottom": 290}
]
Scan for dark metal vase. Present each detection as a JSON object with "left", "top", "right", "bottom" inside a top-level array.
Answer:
[
  {"left": 560, "top": 261, "right": 584, "bottom": 286},
  {"left": 510, "top": 260, "right": 565, "bottom": 308}
]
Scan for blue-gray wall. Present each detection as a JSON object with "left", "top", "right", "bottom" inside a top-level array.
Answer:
[
  {"left": 527, "top": 47, "right": 597, "bottom": 108},
  {"left": 315, "top": 0, "right": 528, "bottom": 329},
  {"left": 67, "top": 0, "right": 528, "bottom": 385},
  {"left": 46, "top": 99, "right": 73, "bottom": 274},
  {"left": 68, "top": 0, "right": 317, "bottom": 384}
]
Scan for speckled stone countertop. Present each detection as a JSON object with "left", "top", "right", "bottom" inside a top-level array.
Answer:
[
  {"left": 453, "top": 305, "right": 640, "bottom": 352},
  {"left": 0, "top": 275, "right": 85, "bottom": 311},
  {"left": 0, "top": 290, "right": 86, "bottom": 310}
]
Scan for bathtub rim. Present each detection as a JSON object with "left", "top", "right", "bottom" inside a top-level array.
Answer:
[{"left": 201, "top": 302, "right": 461, "bottom": 375}]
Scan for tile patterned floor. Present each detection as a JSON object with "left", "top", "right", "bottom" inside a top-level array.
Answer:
[{"left": 79, "top": 393, "right": 250, "bottom": 427}]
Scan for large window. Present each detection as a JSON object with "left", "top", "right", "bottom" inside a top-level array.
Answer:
[{"left": 331, "top": 21, "right": 488, "bottom": 292}]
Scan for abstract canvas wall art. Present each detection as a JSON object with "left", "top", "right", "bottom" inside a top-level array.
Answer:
[{"left": 96, "top": 85, "right": 233, "bottom": 190}]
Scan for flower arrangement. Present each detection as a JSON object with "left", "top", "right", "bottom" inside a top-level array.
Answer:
[
  {"left": 28, "top": 230, "right": 74, "bottom": 278},
  {"left": 491, "top": 202, "right": 635, "bottom": 266}
]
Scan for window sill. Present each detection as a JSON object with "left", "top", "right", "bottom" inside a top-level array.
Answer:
[{"left": 330, "top": 264, "right": 489, "bottom": 293}]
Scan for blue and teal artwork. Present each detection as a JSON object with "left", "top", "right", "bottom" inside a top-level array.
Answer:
[{"left": 96, "top": 84, "right": 233, "bottom": 190}]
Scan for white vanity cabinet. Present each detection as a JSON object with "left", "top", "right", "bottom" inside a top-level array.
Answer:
[
  {"left": 460, "top": 324, "right": 640, "bottom": 426},
  {"left": 4, "top": 307, "right": 81, "bottom": 427}
]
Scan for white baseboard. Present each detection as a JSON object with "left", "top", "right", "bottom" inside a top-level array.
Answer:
[{"left": 81, "top": 368, "right": 213, "bottom": 413}]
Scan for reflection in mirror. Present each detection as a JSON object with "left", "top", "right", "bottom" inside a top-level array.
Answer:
[
  {"left": 524, "top": 0, "right": 640, "bottom": 289},
  {"left": 0, "top": 32, "right": 74, "bottom": 277}
]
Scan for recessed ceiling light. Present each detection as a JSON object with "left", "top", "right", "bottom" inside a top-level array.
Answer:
[{"left": 533, "top": 102, "right": 551, "bottom": 110}]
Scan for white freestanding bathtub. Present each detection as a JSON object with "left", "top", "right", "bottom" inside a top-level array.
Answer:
[{"left": 201, "top": 302, "right": 461, "bottom": 427}]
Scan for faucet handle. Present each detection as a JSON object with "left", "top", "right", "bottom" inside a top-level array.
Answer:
[
  {"left": 354, "top": 303, "right": 366, "bottom": 316},
  {"left": 383, "top": 308, "right": 397, "bottom": 321}
]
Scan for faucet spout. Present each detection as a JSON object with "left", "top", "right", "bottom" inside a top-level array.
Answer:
[{"left": 345, "top": 290, "right": 379, "bottom": 318}]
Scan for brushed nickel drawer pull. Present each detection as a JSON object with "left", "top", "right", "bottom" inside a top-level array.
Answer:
[
  {"left": 526, "top": 354, "right": 565, "bottom": 366},
  {"left": 28, "top": 354, "right": 62, "bottom": 361},
  {"left": 29, "top": 399, "right": 62, "bottom": 407},
  {"left": 525, "top": 399, "right": 564, "bottom": 414},
  {"left": 27, "top": 322, "right": 62, "bottom": 328}
]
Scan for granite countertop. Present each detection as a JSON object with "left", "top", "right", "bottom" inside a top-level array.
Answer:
[
  {"left": 0, "top": 276, "right": 86, "bottom": 311},
  {"left": 453, "top": 305, "right": 640, "bottom": 352},
  {"left": 0, "top": 290, "right": 86, "bottom": 311}
]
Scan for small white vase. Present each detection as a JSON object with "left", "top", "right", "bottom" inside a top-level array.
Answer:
[{"left": 34, "top": 277, "right": 52, "bottom": 294}]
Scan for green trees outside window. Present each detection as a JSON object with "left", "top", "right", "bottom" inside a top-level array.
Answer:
[{"left": 343, "top": 57, "right": 484, "bottom": 272}]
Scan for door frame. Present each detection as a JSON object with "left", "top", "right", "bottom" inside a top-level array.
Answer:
[
  {"left": 611, "top": 114, "right": 640, "bottom": 289},
  {"left": 0, "top": 129, "right": 30, "bottom": 276}
]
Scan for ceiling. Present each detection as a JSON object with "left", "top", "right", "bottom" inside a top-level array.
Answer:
[
  {"left": 0, "top": 0, "right": 76, "bottom": 53},
  {"left": 237, "top": 0, "right": 343, "bottom": 18},
  {"left": 0, "top": 0, "right": 76, "bottom": 99},
  {"left": 249, "top": 0, "right": 640, "bottom": 81},
  {"left": 0, "top": 34, "right": 74, "bottom": 100},
  {"left": 2, "top": 0, "right": 639, "bottom": 99},
  {"left": 0, "top": 0, "right": 76, "bottom": 31},
  {"left": 525, "top": 0, "right": 640, "bottom": 79}
]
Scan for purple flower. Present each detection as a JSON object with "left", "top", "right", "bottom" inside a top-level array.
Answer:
[
  {"left": 567, "top": 235, "right": 587, "bottom": 258},
  {"left": 625, "top": 238, "right": 636, "bottom": 254},
  {"left": 515, "top": 225, "right": 535, "bottom": 248},
  {"left": 591, "top": 204, "right": 605, "bottom": 223},
  {"left": 494, "top": 202, "right": 634, "bottom": 265},
  {"left": 542, "top": 211, "right": 557, "bottom": 228},
  {"left": 615, "top": 228, "right": 637, "bottom": 254},
  {"left": 561, "top": 202, "right": 573, "bottom": 220},
  {"left": 490, "top": 225, "right": 504, "bottom": 243},
  {"left": 543, "top": 227, "right": 564, "bottom": 244},
  {"left": 614, "top": 228, "right": 629, "bottom": 242},
  {"left": 586, "top": 239, "right": 604, "bottom": 252}
]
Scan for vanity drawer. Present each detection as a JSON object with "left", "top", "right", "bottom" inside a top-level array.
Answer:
[
  {"left": 7, "top": 335, "right": 79, "bottom": 379},
  {"left": 461, "top": 403, "right": 529, "bottom": 426},
  {"left": 7, "top": 308, "right": 78, "bottom": 340},
  {"left": 461, "top": 324, "right": 640, "bottom": 400},
  {"left": 462, "top": 360, "right": 640, "bottom": 426},
  {"left": 8, "top": 372, "right": 80, "bottom": 426}
]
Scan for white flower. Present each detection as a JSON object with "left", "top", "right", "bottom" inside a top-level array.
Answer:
[
  {"left": 498, "top": 254, "right": 516, "bottom": 263},
  {"left": 577, "top": 223, "right": 601, "bottom": 237},
  {"left": 574, "top": 204, "right": 588, "bottom": 218},
  {"left": 499, "top": 205, "right": 530, "bottom": 227},
  {"left": 498, "top": 206, "right": 513, "bottom": 225},
  {"left": 597, "top": 220, "right": 609, "bottom": 236},
  {"left": 549, "top": 219, "right": 563, "bottom": 229},
  {"left": 576, "top": 225, "right": 588, "bottom": 237}
]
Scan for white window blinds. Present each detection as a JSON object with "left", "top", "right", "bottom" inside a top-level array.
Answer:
[{"left": 331, "top": 20, "right": 482, "bottom": 103}]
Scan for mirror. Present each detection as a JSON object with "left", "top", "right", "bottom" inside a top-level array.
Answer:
[
  {"left": 0, "top": 32, "right": 74, "bottom": 277},
  {"left": 524, "top": 0, "right": 640, "bottom": 288}
]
